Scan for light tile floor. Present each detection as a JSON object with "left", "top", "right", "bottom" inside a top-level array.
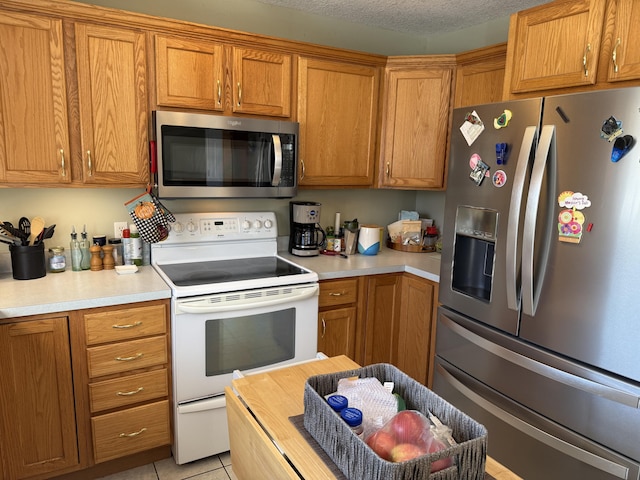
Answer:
[{"left": 97, "top": 452, "right": 237, "bottom": 480}]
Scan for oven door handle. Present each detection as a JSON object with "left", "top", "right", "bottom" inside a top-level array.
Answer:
[{"left": 176, "top": 284, "right": 319, "bottom": 314}]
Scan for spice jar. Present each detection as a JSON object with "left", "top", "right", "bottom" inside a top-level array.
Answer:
[
  {"left": 341, "top": 407, "right": 364, "bottom": 438},
  {"left": 423, "top": 226, "right": 439, "bottom": 252},
  {"left": 48, "top": 246, "right": 66, "bottom": 273}
]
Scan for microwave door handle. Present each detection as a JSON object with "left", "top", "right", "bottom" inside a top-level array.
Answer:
[
  {"left": 506, "top": 126, "right": 537, "bottom": 311},
  {"left": 271, "top": 134, "right": 282, "bottom": 186},
  {"left": 522, "top": 125, "right": 556, "bottom": 316}
]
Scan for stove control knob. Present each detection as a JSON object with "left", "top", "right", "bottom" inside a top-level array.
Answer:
[
  {"left": 264, "top": 219, "right": 273, "bottom": 229},
  {"left": 242, "top": 220, "right": 252, "bottom": 230},
  {"left": 186, "top": 221, "right": 198, "bottom": 233},
  {"left": 253, "top": 220, "right": 263, "bottom": 229},
  {"left": 172, "top": 222, "right": 184, "bottom": 233}
]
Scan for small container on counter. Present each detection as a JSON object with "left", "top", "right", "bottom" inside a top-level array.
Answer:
[
  {"left": 423, "top": 226, "right": 439, "bottom": 252},
  {"left": 108, "top": 238, "right": 124, "bottom": 266},
  {"left": 48, "top": 246, "right": 66, "bottom": 273}
]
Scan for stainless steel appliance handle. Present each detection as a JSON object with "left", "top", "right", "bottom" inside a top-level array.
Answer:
[
  {"left": 271, "top": 134, "right": 282, "bottom": 186},
  {"left": 176, "top": 284, "right": 319, "bottom": 314},
  {"left": 506, "top": 126, "right": 538, "bottom": 311},
  {"left": 436, "top": 362, "right": 631, "bottom": 479},
  {"left": 441, "top": 314, "right": 640, "bottom": 409},
  {"left": 522, "top": 125, "right": 556, "bottom": 316}
]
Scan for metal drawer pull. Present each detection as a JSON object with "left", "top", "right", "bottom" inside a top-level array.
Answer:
[
  {"left": 117, "top": 387, "right": 144, "bottom": 396},
  {"left": 329, "top": 291, "right": 345, "bottom": 296},
  {"left": 60, "top": 149, "right": 66, "bottom": 177},
  {"left": 115, "top": 353, "right": 144, "bottom": 361},
  {"left": 87, "top": 150, "right": 93, "bottom": 177},
  {"left": 112, "top": 321, "right": 142, "bottom": 329},
  {"left": 321, "top": 317, "right": 326, "bottom": 338},
  {"left": 119, "top": 427, "right": 147, "bottom": 438},
  {"left": 612, "top": 38, "right": 621, "bottom": 73},
  {"left": 583, "top": 43, "right": 591, "bottom": 76}
]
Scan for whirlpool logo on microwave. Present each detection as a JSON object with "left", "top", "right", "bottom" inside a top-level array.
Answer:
[{"left": 227, "top": 120, "right": 242, "bottom": 127}]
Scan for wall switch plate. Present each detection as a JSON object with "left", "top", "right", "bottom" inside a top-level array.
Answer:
[{"left": 114, "top": 222, "right": 128, "bottom": 239}]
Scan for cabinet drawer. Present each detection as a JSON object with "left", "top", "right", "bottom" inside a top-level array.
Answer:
[
  {"left": 85, "top": 304, "right": 166, "bottom": 345},
  {"left": 87, "top": 336, "right": 167, "bottom": 378},
  {"left": 89, "top": 368, "right": 169, "bottom": 413},
  {"left": 92, "top": 400, "right": 170, "bottom": 463},
  {"left": 319, "top": 279, "right": 358, "bottom": 308}
]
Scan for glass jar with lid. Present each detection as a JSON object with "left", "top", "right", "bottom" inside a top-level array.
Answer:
[{"left": 48, "top": 246, "right": 66, "bottom": 273}]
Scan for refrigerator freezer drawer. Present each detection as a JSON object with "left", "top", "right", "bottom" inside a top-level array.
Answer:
[
  {"left": 433, "top": 358, "right": 640, "bottom": 480},
  {"left": 436, "top": 307, "right": 640, "bottom": 464}
]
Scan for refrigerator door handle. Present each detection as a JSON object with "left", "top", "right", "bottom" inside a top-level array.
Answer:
[
  {"left": 441, "top": 313, "right": 640, "bottom": 409},
  {"left": 436, "top": 362, "right": 631, "bottom": 480},
  {"left": 522, "top": 125, "right": 556, "bottom": 316},
  {"left": 506, "top": 126, "right": 538, "bottom": 311}
]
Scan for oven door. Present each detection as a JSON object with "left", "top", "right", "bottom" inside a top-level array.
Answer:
[{"left": 173, "top": 283, "right": 319, "bottom": 404}]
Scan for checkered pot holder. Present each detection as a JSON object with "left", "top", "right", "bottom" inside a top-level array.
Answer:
[{"left": 124, "top": 191, "right": 176, "bottom": 243}]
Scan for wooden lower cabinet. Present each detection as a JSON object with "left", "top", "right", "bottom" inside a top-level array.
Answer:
[
  {"left": 0, "top": 316, "right": 79, "bottom": 480},
  {"left": 317, "top": 278, "right": 359, "bottom": 359},
  {"left": 359, "top": 273, "right": 438, "bottom": 386}
]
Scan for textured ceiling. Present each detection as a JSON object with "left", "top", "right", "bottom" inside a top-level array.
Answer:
[{"left": 253, "top": 0, "right": 552, "bottom": 35}]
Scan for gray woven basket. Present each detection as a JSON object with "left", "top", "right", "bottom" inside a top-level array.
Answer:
[{"left": 303, "top": 363, "right": 487, "bottom": 480}]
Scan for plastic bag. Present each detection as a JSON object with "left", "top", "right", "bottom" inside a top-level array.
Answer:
[{"left": 365, "top": 410, "right": 454, "bottom": 471}]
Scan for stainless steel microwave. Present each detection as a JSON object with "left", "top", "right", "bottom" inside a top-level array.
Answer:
[{"left": 153, "top": 111, "right": 298, "bottom": 198}]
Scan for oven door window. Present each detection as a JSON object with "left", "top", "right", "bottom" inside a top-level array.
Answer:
[{"left": 205, "top": 308, "right": 295, "bottom": 375}]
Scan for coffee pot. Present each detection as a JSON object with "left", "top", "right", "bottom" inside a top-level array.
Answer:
[{"left": 289, "top": 201, "right": 326, "bottom": 257}]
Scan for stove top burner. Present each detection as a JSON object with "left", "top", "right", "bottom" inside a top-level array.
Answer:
[{"left": 158, "top": 256, "right": 307, "bottom": 287}]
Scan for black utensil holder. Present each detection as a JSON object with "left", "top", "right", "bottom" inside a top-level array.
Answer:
[{"left": 10, "top": 244, "right": 46, "bottom": 280}]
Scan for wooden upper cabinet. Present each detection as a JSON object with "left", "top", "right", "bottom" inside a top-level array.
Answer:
[
  {"left": 506, "top": 0, "right": 606, "bottom": 93},
  {"left": 75, "top": 23, "right": 149, "bottom": 185},
  {"left": 155, "top": 35, "right": 292, "bottom": 117},
  {"left": 379, "top": 59, "right": 453, "bottom": 189},
  {"left": 297, "top": 57, "right": 380, "bottom": 187},
  {"left": 454, "top": 43, "right": 507, "bottom": 107},
  {"left": 232, "top": 46, "right": 292, "bottom": 117},
  {"left": 0, "top": 11, "right": 71, "bottom": 184},
  {"left": 155, "top": 35, "right": 224, "bottom": 111},
  {"left": 605, "top": 0, "right": 640, "bottom": 82}
]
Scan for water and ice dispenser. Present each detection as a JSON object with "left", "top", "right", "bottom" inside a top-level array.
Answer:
[{"left": 451, "top": 206, "right": 497, "bottom": 302}]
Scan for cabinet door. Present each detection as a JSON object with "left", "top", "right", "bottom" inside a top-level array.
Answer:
[
  {"left": 232, "top": 47, "right": 292, "bottom": 117},
  {"left": 297, "top": 57, "right": 379, "bottom": 187},
  {"left": 507, "top": 0, "right": 606, "bottom": 93},
  {"left": 0, "top": 317, "right": 79, "bottom": 479},
  {"left": 454, "top": 44, "right": 507, "bottom": 108},
  {"left": 380, "top": 67, "right": 451, "bottom": 189},
  {"left": 75, "top": 23, "right": 149, "bottom": 185},
  {"left": 363, "top": 274, "right": 402, "bottom": 365},
  {"left": 606, "top": 0, "right": 640, "bottom": 82},
  {"left": 0, "top": 11, "right": 71, "bottom": 184},
  {"left": 318, "top": 306, "right": 357, "bottom": 358},
  {"left": 155, "top": 35, "right": 224, "bottom": 111},
  {"left": 396, "top": 275, "right": 435, "bottom": 385}
]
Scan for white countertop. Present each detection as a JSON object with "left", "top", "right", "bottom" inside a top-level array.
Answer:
[
  {"left": 280, "top": 247, "right": 441, "bottom": 282},
  {"left": 0, "top": 247, "right": 440, "bottom": 320},
  {"left": 0, "top": 266, "right": 171, "bottom": 319}
]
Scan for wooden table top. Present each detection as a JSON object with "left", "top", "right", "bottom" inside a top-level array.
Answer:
[{"left": 231, "top": 355, "right": 521, "bottom": 480}]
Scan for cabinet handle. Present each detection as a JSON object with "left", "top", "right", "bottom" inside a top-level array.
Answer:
[
  {"left": 321, "top": 317, "right": 326, "bottom": 338},
  {"left": 117, "top": 387, "right": 144, "bottom": 396},
  {"left": 612, "top": 38, "right": 621, "bottom": 73},
  {"left": 386, "top": 162, "right": 390, "bottom": 177},
  {"left": 86, "top": 150, "right": 93, "bottom": 177},
  {"left": 59, "top": 149, "right": 66, "bottom": 177},
  {"left": 112, "top": 321, "right": 142, "bottom": 329},
  {"left": 300, "top": 159, "right": 305, "bottom": 180},
  {"left": 329, "top": 291, "right": 345, "bottom": 296},
  {"left": 115, "top": 353, "right": 144, "bottom": 362},
  {"left": 119, "top": 427, "right": 147, "bottom": 438},
  {"left": 583, "top": 44, "right": 591, "bottom": 77},
  {"left": 237, "top": 82, "right": 242, "bottom": 106},
  {"left": 217, "top": 79, "right": 221, "bottom": 105}
]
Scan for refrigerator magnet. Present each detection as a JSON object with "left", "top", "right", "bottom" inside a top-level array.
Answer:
[
  {"left": 557, "top": 191, "right": 591, "bottom": 244},
  {"left": 494, "top": 109, "right": 512, "bottom": 129},
  {"left": 600, "top": 116, "right": 623, "bottom": 142},
  {"left": 492, "top": 170, "right": 507, "bottom": 187},
  {"left": 460, "top": 111, "right": 485, "bottom": 146},
  {"left": 469, "top": 154, "right": 490, "bottom": 186},
  {"left": 611, "top": 134, "right": 634, "bottom": 162}
]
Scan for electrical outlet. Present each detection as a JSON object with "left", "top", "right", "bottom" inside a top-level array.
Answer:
[{"left": 114, "top": 222, "right": 128, "bottom": 239}]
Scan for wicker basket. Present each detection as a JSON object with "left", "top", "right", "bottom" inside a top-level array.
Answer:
[{"left": 303, "top": 363, "right": 487, "bottom": 480}]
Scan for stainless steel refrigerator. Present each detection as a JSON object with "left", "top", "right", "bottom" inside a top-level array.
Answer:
[{"left": 435, "top": 87, "right": 640, "bottom": 480}]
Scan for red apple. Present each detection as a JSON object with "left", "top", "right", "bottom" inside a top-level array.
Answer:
[
  {"left": 426, "top": 436, "right": 453, "bottom": 473},
  {"left": 366, "top": 430, "right": 396, "bottom": 461},
  {"left": 388, "top": 410, "right": 428, "bottom": 444},
  {"left": 390, "top": 443, "right": 427, "bottom": 462}
]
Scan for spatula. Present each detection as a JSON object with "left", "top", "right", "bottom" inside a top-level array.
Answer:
[{"left": 29, "top": 216, "right": 45, "bottom": 246}]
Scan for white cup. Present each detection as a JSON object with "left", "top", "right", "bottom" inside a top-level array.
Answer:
[{"left": 357, "top": 225, "right": 381, "bottom": 255}]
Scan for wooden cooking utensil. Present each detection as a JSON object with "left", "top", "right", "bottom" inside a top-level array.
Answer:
[{"left": 29, "top": 216, "right": 45, "bottom": 246}]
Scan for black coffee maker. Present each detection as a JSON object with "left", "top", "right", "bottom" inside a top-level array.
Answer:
[{"left": 289, "top": 201, "right": 326, "bottom": 256}]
